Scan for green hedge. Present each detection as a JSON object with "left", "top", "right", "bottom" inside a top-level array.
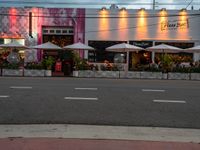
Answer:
[
  {"left": 25, "top": 63, "right": 44, "bottom": 70},
  {"left": 2, "top": 63, "right": 20, "bottom": 69}
]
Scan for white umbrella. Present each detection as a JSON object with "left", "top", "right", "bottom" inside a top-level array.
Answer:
[
  {"left": 0, "top": 41, "right": 28, "bottom": 49},
  {"left": 146, "top": 44, "right": 183, "bottom": 53},
  {"left": 30, "top": 41, "right": 62, "bottom": 50},
  {"left": 182, "top": 45, "right": 200, "bottom": 62},
  {"left": 63, "top": 42, "right": 95, "bottom": 51},
  {"left": 106, "top": 43, "right": 143, "bottom": 73},
  {"left": 146, "top": 44, "right": 183, "bottom": 68},
  {"left": 185, "top": 45, "right": 200, "bottom": 53},
  {"left": 0, "top": 42, "right": 27, "bottom": 64},
  {"left": 106, "top": 43, "right": 143, "bottom": 52}
]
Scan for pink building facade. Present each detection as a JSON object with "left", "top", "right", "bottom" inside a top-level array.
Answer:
[{"left": 0, "top": 7, "right": 85, "bottom": 47}]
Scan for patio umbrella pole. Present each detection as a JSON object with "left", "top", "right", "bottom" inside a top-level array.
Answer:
[
  {"left": 125, "top": 51, "right": 129, "bottom": 76},
  {"left": 162, "top": 49, "right": 164, "bottom": 72}
]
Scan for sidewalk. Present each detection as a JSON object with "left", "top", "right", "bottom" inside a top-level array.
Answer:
[
  {"left": 0, "top": 138, "right": 200, "bottom": 150},
  {"left": 0, "top": 124, "right": 200, "bottom": 150}
]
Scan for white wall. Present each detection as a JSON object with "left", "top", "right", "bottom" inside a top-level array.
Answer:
[{"left": 85, "top": 9, "right": 200, "bottom": 43}]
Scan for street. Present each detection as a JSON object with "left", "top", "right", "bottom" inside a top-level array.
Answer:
[{"left": 0, "top": 77, "right": 200, "bottom": 128}]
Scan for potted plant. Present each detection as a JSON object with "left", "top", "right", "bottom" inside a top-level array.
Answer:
[
  {"left": 43, "top": 56, "right": 55, "bottom": 76},
  {"left": 161, "top": 54, "right": 173, "bottom": 73}
]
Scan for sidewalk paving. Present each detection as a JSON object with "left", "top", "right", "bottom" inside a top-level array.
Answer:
[
  {"left": 0, "top": 124, "right": 200, "bottom": 150},
  {"left": 1, "top": 124, "right": 200, "bottom": 142},
  {"left": 0, "top": 138, "right": 200, "bottom": 150}
]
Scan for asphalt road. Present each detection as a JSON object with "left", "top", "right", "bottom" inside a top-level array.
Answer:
[{"left": 0, "top": 77, "right": 199, "bottom": 128}]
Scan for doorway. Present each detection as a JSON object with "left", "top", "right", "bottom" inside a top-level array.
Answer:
[{"left": 42, "top": 27, "right": 74, "bottom": 76}]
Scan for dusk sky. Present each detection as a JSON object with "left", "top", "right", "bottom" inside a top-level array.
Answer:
[{"left": 1, "top": 0, "right": 200, "bottom": 10}]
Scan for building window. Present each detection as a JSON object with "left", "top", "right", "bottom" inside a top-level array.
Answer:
[
  {"left": 42, "top": 27, "right": 74, "bottom": 35},
  {"left": 62, "top": 30, "right": 68, "bottom": 34},
  {"left": 43, "top": 30, "right": 48, "bottom": 34},
  {"left": 68, "top": 30, "right": 74, "bottom": 34},
  {"left": 49, "top": 30, "right": 55, "bottom": 34},
  {"left": 56, "top": 30, "right": 61, "bottom": 34}
]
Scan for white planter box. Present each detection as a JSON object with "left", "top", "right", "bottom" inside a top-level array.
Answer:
[
  {"left": 45, "top": 70, "right": 52, "bottom": 77},
  {"left": 95, "top": 71, "right": 119, "bottom": 78},
  {"left": 190, "top": 73, "right": 200, "bottom": 80},
  {"left": 140, "top": 72, "right": 162, "bottom": 79},
  {"left": 73, "top": 71, "right": 120, "bottom": 78},
  {"left": 24, "top": 69, "right": 45, "bottom": 77},
  {"left": 168, "top": 73, "right": 190, "bottom": 80},
  {"left": 162, "top": 73, "right": 168, "bottom": 79},
  {"left": 72, "top": 70, "right": 200, "bottom": 81},
  {"left": 2, "top": 69, "right": 23, "bottom": 76},
  {"left": 73, "top": 71, "right": 79, "bottom": 77},
  {"left": 79, "top": 70, "right": 95, "bottom": 78},
  {"left": 73, "top": 71, "right": 95, "bottom": 78},
  {"left": 120, "top": 71, "right": 141, "bottom": 79}
]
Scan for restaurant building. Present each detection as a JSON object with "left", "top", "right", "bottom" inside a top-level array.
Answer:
[
  {"left": 85, "top": 8, "right": 200, "bottom": 64},
  {"left": 0, "top": 7, "right": 200, "bottom": 73}
]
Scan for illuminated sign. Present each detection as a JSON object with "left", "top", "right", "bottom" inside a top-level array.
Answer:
[
  {"left": 130, "top": 41, "right": 153, "bottom": 49},
  {"left": 161, "top": 19, "right": 189, "bottom": 31}
]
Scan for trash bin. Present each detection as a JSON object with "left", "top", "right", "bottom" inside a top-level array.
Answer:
[{"left": 63, "top": 62, "right": 71, "bottom": 76}]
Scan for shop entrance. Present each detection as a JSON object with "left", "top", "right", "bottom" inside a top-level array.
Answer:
[{"left": 42, "top": 27, "right": 74, "bottom": 76}]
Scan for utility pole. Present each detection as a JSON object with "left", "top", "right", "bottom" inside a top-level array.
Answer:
[{"left": 153, "top": 0, "right": 156, "bottom": 10}]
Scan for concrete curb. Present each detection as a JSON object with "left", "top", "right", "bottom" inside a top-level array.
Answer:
[{"left": 0, "top": 124, "right": 200, "bottom": 143}]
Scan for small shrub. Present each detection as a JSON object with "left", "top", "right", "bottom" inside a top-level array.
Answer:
[
  {"left": 25, "top": 62, "right": 44, "bottom": 70},
  {"left": 100, "top": 64, "right": 107, "bottom": 71},
  {"left": 94, "top": 65, "right": 99, "bottom": 71},
  {"left": 148, "top": 67, "right": 162, "bottom": 72},
  {"left": 2, "top": 63, "right": 20, "bottom": 69},
  {"left": 43, "top": 56, "right": 55, "bottom": 70},
  {"left": 171, "top": 67, "right": 191, "bottom": 73},
  {"left": 190, "top": 67, "right": 200, "bottom": 73},
  {"left": 111, "top": 64, "right": 119, "bottom": 71},
  {"left": 75, "top": 59, "right": 90, "bottom": 70}
]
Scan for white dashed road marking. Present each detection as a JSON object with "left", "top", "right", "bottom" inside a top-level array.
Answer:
[
  {"left": 0, "top": 95, "right": 10, "bottom": 98},
  {"left": 153, "top": 99, "right": 186, "bottom": 103},
  {"left": 64, "top": 97, "right": 98, "bottom": 101},
  {"left": 142, "top": 89, "right": 165, "bottom": 92},
  {"left": 10, "top": 86, "right": 32, "bottom": 89},
  {"left": 75, "top": 88, "right": 98, "bottom": 90}
]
